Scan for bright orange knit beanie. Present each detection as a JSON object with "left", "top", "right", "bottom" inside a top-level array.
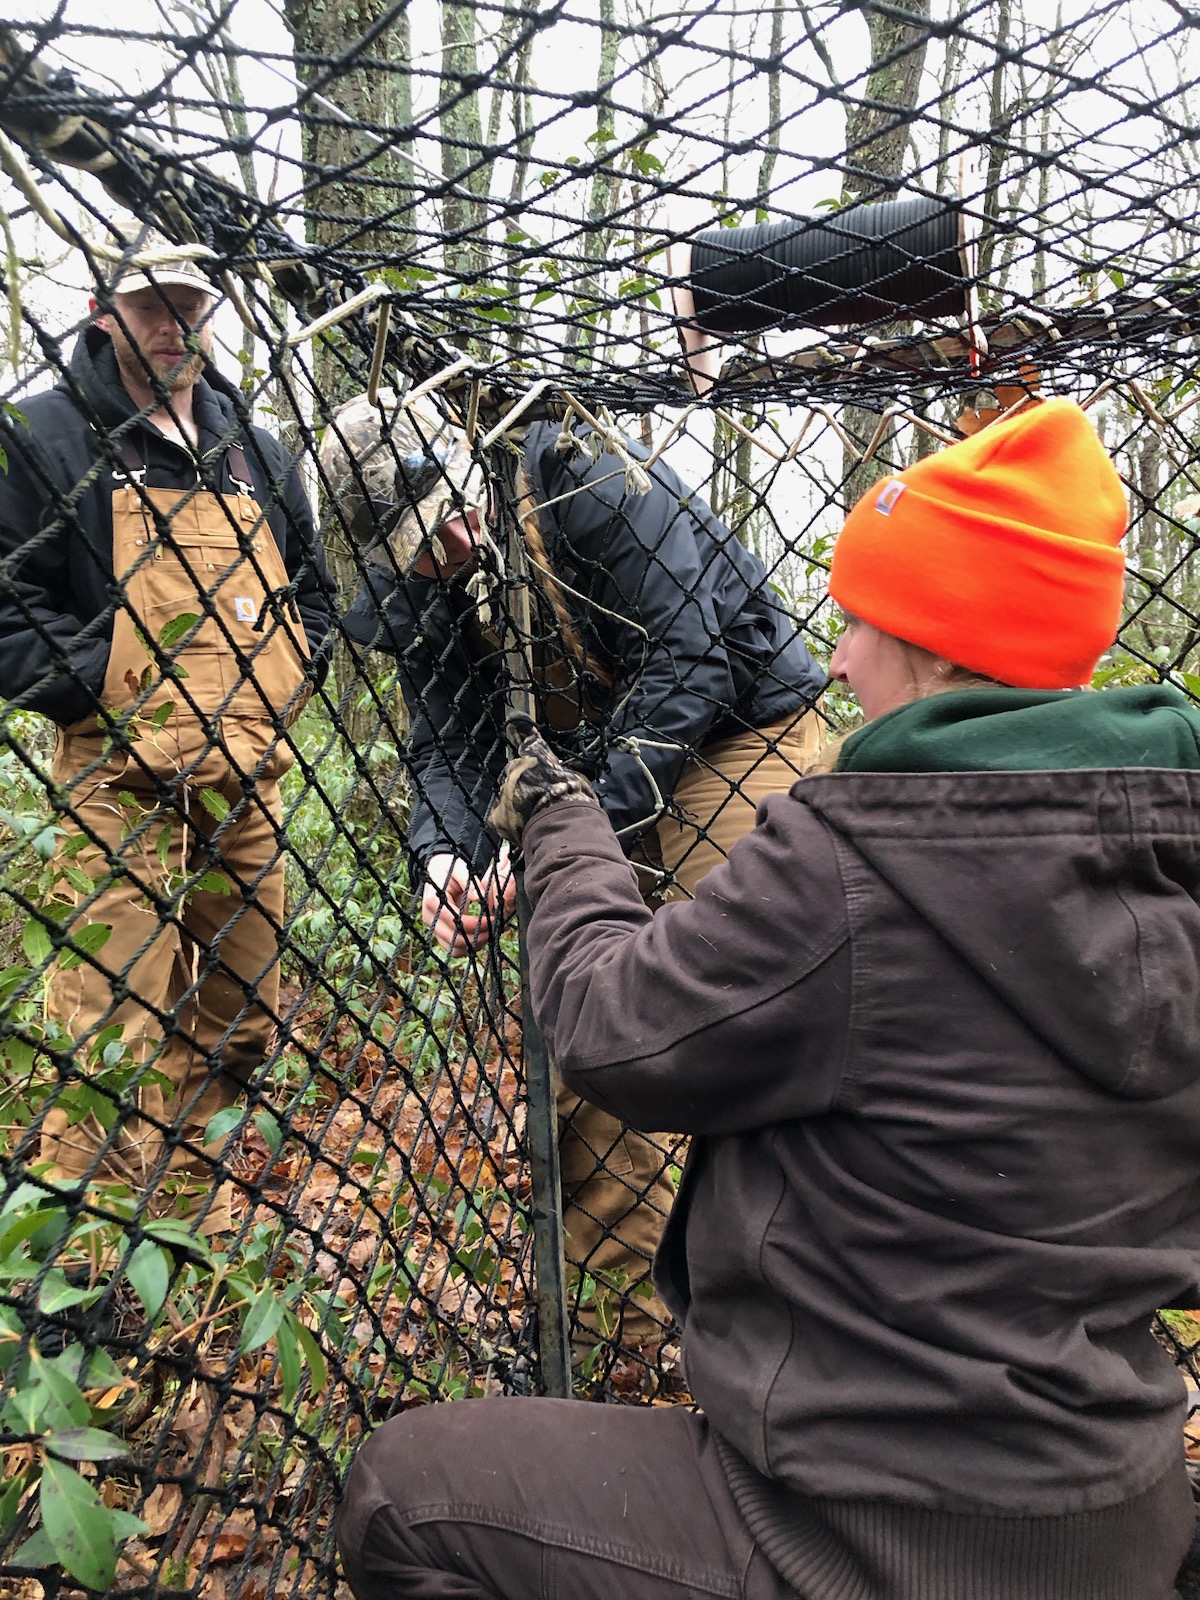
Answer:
[{"left": 828, "top": 398, "right": 1128, "bottom": 689}]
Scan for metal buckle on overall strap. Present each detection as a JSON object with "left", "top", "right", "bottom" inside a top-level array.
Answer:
[{"left": 113, "top": 433, "right": 256, "bottom": 496}]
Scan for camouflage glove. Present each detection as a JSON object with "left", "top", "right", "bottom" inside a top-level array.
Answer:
[{"left": 489, "top": 714, "right": 600, "bottom": 847}]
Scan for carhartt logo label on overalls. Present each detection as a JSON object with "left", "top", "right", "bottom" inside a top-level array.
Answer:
[
  {"left": 234, "top": 597, "right": 258, "bottom": 624},
  {"left": 874, "top": 480, "right": 907, "bottom": 515}
]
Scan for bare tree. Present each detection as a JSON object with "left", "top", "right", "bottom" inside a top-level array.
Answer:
[
  {"left": 839, "top": 0, "right": 933, "bottom": 508},
  {"left": 842, "top": 0, "right": 932, "bottom": 205},
  {"left": 281, "top": 0, "right": 413, "bottom": 750},
  {"left": 440, "top": 0, "right": 489, "bottom": 285}
]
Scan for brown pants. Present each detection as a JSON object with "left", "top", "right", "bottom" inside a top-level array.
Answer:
[
  {"left": 654, "top": 709, "right": 824, "bottom": 898},
  {"left": 38, "top": 729, "right": 285, "bottom": 1234},
  {"left": 557, "top": 708, "right": 824, "bottom": 1344},
  {"left": 338, "top": 1396, "right": 1195, "bottom": 1600},
  {"left": 555, "top": 1089, "right": 677, "bottom": 1345},
  {"left": 338, "top": 1397, "right": 792, "bottom": 1600}
]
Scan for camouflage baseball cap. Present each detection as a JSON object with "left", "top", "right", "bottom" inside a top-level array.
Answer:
[
  {"left": 319, "top": 389, "right": 488, "bottom": 572},
  {"left": 105, "top": 227, "right": 220, "bottom": 298}
]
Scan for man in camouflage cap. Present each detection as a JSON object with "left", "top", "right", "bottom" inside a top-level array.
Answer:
[
  {"left": 320, "top": 389, "right": 489, "bottom": 578},
  {"left": 328, "top": 386, "right": 827, "bottom": 1361}
]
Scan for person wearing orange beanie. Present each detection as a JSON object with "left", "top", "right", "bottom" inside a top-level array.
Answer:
[
  {"left": 830, "top": 396, "right": 1127, "bottom": 692},
  {"left": 336, "top": 399, "right": 1200, "bottom": 1600}
]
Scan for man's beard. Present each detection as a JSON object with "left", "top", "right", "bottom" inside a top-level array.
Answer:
[
  {"left": 158, "top": 351, "right": 205, "bottom": 392},
  {"left": 111, "top": 334, "right": 205, "bottom": 397}
]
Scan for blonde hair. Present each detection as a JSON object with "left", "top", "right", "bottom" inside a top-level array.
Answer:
[
  {"left": 808, "top": 646, "right": 1002, "bottom": 775},
  {"left": 516, "top": 468, "right": 613, "bottom": 688}
]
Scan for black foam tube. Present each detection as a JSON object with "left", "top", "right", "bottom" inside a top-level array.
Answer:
[{"left": 685, "top": 195, "right": 968, "bottom": 335}]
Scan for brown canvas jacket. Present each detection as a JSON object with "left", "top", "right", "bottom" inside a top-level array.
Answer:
[{"left": 521, "top": 766, "right": 1200, "bottom": 1519}]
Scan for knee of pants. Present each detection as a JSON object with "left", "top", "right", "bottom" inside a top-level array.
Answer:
[{"left": 336, "top": 1405, "right": 485, "bottom": 1594}]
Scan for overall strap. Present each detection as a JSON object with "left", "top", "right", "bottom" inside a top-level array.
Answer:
[
  {"left": 226, "top": 444, "right": 254, "bottom": 493},
  {"left": 114, "top": 433, "right": 145, "bottom": 482}
]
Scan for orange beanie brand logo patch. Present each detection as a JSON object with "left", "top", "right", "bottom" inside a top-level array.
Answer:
[{"left": 874, "top": 480, "right": 907, "bottom": 515}]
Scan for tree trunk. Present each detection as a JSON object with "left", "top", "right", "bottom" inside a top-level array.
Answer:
[
  {"left": 842, "top": 0, "right": 931, "bottom": 204},
  {"left": 976, "top": 0, "right": 1013, "bottom": 289},
  {"left": 712, "top": 411, "right": 757, "bottom": 547},
  {"left": 755, "top": 0, "right": 786, "bottom": 218},
  {"left": 282, "top": 0, "right": 413, "bottom": 270},
  {"left": 440, "top": 0, "right": 488, "bottom": 286},
  {"left": 840, "top": 0, "right": 933, "bottom": 512},
  {"left": 281, "top": 0, "right": 413, "bottom": 756},
  {"left": 502, "top": 5, "right": 541, "bottom": 360},
  {"left": 565, "top": 0, "right": 621, "bottom": 364}
]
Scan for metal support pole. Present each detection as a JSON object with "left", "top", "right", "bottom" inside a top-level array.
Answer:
[
  {"left": 517, "top": 879, "right": 572, "bottom": 1399},
  {"left": 493, "top": 444, "right": 572, "bottom": 1399}
]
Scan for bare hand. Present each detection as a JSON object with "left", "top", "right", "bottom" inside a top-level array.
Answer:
[
  {"left": 483, "top": 842, "right": 517, "bottom": 926},
  {"left": 421, "top": 850, "right": 514, "bottom": 956}
]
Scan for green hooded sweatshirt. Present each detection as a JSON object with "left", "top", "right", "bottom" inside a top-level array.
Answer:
[{"left": 836, "top": 682, "right": 1200, "bottom": 775}]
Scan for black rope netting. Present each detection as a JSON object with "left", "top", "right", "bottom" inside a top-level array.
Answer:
[{"left": 0, "top": 1, "right": 1198, "bottom": 1596}]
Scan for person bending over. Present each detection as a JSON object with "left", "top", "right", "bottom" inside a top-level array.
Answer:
[{"left": 322, "top": 394, "right": 826, "bottom": 1352}]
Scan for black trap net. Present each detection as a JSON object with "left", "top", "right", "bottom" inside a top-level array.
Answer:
[{"left": 0, "top": 0, "right": 1199, "bottom": 1595}]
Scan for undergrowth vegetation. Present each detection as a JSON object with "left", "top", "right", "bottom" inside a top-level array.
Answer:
[{"left": 0, "top": 693, "right": 534, "bottom": 1594}]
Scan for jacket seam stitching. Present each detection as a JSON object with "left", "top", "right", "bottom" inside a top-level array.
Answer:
[
  {"left": 1112, "top": 769, "right": 1150, "bottom": 1096},
  {"left": 828, "top": 832, "right": 867, "bottom": 1105},
  {"left": 758, "top": 1134, "right": 798, "bottom": 1479}
]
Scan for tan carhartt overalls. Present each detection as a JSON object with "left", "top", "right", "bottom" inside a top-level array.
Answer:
[{"left": 39, "top": 438, "right": 310, "bottom": 1234}]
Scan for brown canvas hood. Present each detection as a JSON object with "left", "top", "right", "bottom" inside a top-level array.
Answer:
[{"left": 799, "top": 767, "right": 1200, "bottom": 1100}]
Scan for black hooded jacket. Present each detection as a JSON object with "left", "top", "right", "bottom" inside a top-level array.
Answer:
[
  {"left": 0, "top": 325, "right": 332, "bottom": 725},
  {"left": 343, "top": 420, "right": 827, "bottom": 868}
]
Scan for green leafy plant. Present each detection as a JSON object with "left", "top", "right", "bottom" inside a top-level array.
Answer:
[{"left": 0, "top": 1183, "right": 333, "bottom": 1590}]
